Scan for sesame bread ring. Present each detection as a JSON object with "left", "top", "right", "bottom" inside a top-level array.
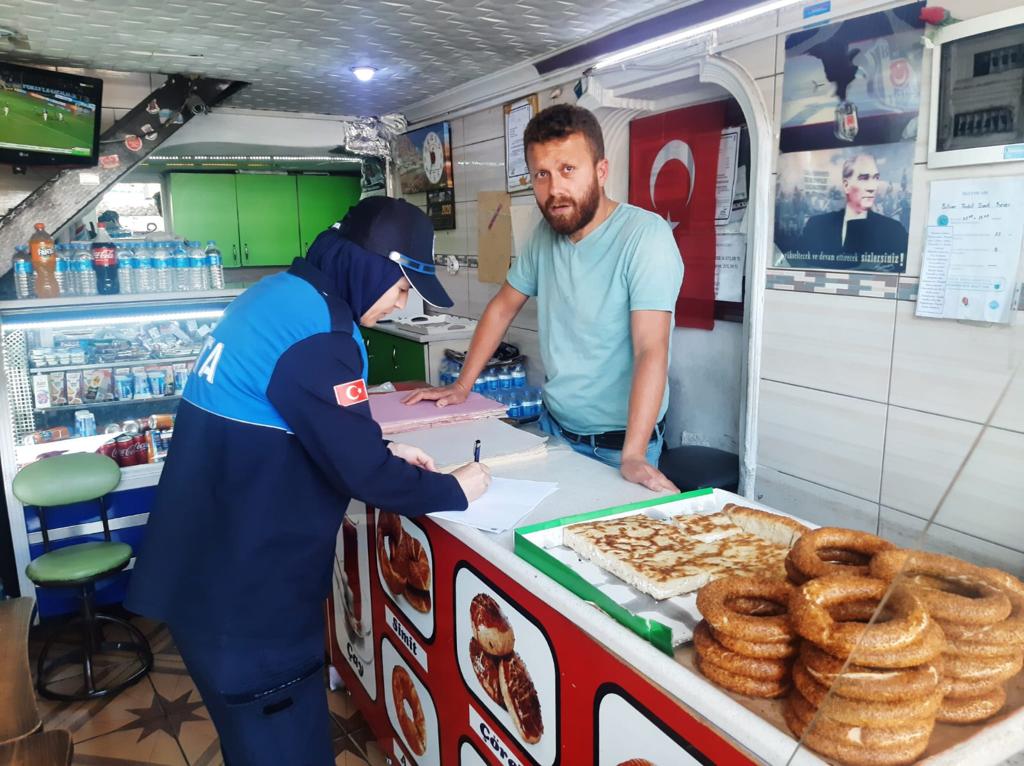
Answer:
[
  {"left": 391, "top": 666, "right": 426, "bottom": 756},
  {"left": 696, "top": 577, "right": 797, "bottom": 644},
  {"left": 404, "top": 587, "right": 432, "bottom": 614},
  {"left": 469, "top": 637, "right": 504, "bottom": 709},
  {"left": 870, "top": 550, "right": 1012, "bottom": 626},
  {"left": 790, "top": 576, "right": 931, "bottom": 661},
  {"left": 617, "top": 761, "right": 655, "bottom": 766},
  {"left": 784, "top": 691, "right": 932, "bottom": 766},
  {"left": 787, "top": 547, "right": 876, "bottom": 583},
  {"left": 937, "top": 685, "right": 1007, "bottom": 724},
  {"left": 377, "top": 513, "right": 408, "bottom": 595},
  {"left": 694, "top": 654, "right": 790, "bottom": 699},
  {"left": 693, "top": 621, "right": 793, "bottom": 681},
  {"left": 798, "top": 643, "right": 941, "bottom": 702},
  {"left": 939, "top": 567, "right": 1024, "bottom": 647},
  {"left": 942, "top": 650, "right": 1023, "bottom": 684},
  {"left": 844, "top": 616, "right": 946, "bottom": 669},
  {"left": 710, "top": 626, "right": 798, "bottom": 660},
  {"left": 941, "top": 674, "right": 1001, "bottom": 699},
  {"left": 399, "top": 533, "right": 431, "bottom": 591},
  {"left": 470, "top": 593, "right": 515, "bottom": 657},
  {"left": 787, "top": 528, "right": 895, "bottom": 582},
  {"left": 792, "top": 661, "right": 943, "bottom": 726},
  {"left": 499, "top": 652, "right": 544, "bottom": 745}
]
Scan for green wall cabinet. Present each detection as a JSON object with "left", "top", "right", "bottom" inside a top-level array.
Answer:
[
  {"left": 167, "top": 172, "right": 361, "bottom": 268},
  {"left": 167, "top": 174, "right": 242, "bottom": 267},
  {"left": 297, "top": 175, "right": 362, "bottom": 253},
  {"left": 362, "top": 328, "right": 427, "bottom": 386}
]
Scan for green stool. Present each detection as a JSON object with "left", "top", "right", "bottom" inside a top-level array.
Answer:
[{"left": 14, "top": 453, "right": 153, "bottom": 701}]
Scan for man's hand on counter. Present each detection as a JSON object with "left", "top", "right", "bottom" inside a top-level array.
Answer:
[
  {"left": 452, "top": 462, "right": 492, "bottom": 503},
  {"left": 401, "top": 380, "right": 470, "bottom": 408},
  {"left": 387, "top": 442, "right": 437, "bottom": 472},
  {"left": 620, "top": 457, "right": 679, "bottom": 493}
]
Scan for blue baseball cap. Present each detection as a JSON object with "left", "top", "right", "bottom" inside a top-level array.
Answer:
[{"left": 336, "top": 196, "right": 453, "bottom": 309}]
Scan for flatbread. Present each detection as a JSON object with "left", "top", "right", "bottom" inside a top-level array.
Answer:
[{"left": 563, "top": 507, "right": 804, "bottom": 600}]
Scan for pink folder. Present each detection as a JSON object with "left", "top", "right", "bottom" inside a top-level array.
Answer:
[{"left": 369, "top": 391, "right": 507, "bottom": 435}]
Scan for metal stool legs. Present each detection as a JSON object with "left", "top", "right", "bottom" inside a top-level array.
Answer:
[{"left": 36, "top": 584, "right": 154, "bottom": 702}]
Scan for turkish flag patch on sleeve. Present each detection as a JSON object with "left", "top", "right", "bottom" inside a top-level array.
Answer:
[{"left": 334, "top": 379, "right": 369, "bottom": 407}]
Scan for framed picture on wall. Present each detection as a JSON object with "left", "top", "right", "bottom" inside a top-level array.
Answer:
[
  {"left": 504, "top": 94, "right": 539, "bottom": 192},
  {"left": 394, "top": 121, "right": 454, "bottom": 194},
  {"left": 927, "top": 7, "right": 1024, "bottom": 168}
]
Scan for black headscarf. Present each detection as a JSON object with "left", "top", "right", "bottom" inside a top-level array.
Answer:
[{"left": 304, "top": 227, "right": 403, "bottom": 319}]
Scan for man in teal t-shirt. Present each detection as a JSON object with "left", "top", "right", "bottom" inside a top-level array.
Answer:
[{"left": 406, "top": 104, "right": 683, "bottom": 491}]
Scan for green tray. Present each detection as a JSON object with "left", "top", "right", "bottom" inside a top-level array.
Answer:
[{"left": 513, "top": 488, "right": 714, "bottom": 657}]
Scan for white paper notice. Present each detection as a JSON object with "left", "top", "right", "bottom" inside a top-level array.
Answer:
[
  {"left": 430, "top": 477, "right": 558, "bottom": 534},
  {"left": 715, "top": 128, "right": 741, "bottom": 225},
  {"left": 918, "top": 177, "right": 1024, "bottom": 323},
  {"left": 715, "top": 233, "right": 746, "bottom": 302}
]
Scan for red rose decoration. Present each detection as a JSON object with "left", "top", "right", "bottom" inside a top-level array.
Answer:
[{"left": 920, "top": 6, "right": 950, "bottom": 25}]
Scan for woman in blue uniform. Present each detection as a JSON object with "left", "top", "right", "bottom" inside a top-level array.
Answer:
[{"left": 126, "top": 198, "right": 490, "bottom": 765}]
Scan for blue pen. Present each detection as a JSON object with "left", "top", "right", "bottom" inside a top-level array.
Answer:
[{"left": 473, "top": 439, "right": 481, "bottom": 462}]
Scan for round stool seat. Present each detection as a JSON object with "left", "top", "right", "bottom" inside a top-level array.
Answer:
[
  {"left": 27, "top": 541, "right": 132, "bottom": 585},
  {"left": 13, "top": 453, "right": 121, "bottom": 507},
  {"left": 659, "top": 445, "right": 739, "bottom": 493}
]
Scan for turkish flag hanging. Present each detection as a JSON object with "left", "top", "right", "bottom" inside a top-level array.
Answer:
[{"left": 628, "top": 102, "right": 725, "bottom": 330}]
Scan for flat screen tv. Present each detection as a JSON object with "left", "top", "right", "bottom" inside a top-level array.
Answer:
[{"left": 0, "top": 61, "right": 103, "bottom": 166}]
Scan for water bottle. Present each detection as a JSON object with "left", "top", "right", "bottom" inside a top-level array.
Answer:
[
  {"left": 54, "top": 245, "right": 68, "bottom": 295},
  {"left": 188, "top": 241, "right": 208, "bottom": 290},
  {"left": 171, "top": 242, "right": 189, "bottom": 291},
  {"left": 472, "top": 376, "right": 485, "bottom": 394},
  {"left": 438, "top": 358, "right": 451, "bottom": 387},
  {"left": 484, "top": 368, "right": 499, "bottom": 392},
  {"left": 498, "top": 365, "right": 512, "bottom": 390},
  {"left": 92, "top": 222, "right": 119, "bottom": 295},
  {"left": 508, "top": 390, "right": 523, "bottom": 419},
  {"left": 134, "top": 243, "right": 154, "bottom": 293},
  {"left": 13, "top": 245, "right": 33, "bottom": 299},
  {"left": 152, "top": 241, "right": 172, "bottom": 292},
  {"left": 117, "top": 242, "right": 134, "bottom": 294},
  {"left": 205, "top": 240, "right": 224, "bottom": 290},
  {"left": 511, "top": 362, "right": 527, "bottom": 389},
  {"left": 77, "top": 245, "right": 98, "bottom": 296}
]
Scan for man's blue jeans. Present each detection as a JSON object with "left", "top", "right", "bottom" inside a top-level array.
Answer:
[{"left": 536, "top": 410, "right": 664, "bottom": 470}]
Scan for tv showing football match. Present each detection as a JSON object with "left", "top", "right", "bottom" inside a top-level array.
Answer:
[{"left": 0, "top": 61, "right": 103, "bottom": 166}]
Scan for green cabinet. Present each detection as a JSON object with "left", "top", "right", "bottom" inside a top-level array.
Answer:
[
  {"left": 297, "top": 175, "right": 361, "bottom": 253},
  {"left": 362, "top": 328, "right": 426, "bottom": 385},
  {"left": 235, "top": 174, "right": 301, "bottom": 267},
  {"left": 167, "top": 172, "right": 360, "bottom": 269},
  {"left": 167, "top": 174, "right": 242, "bottom": 267}
]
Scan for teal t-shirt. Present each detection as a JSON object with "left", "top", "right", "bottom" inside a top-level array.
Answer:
[{"left": 507, "top": 202, "right": 683, "bottom": 435}]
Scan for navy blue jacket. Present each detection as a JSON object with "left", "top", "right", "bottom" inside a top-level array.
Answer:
[{"left": 126, "top": 259, "right": 466, "bottom": 640}]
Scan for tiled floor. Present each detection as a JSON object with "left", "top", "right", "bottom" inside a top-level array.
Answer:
[{"left": 30, "top": 616, "right": 387, "bottom": 766}]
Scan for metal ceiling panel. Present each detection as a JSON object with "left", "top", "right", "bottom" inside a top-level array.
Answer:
[{"left": 0, "top": 0, "right": 682, "bottom": 114}]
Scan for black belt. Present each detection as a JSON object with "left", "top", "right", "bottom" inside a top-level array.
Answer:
[{"left": 556, "top": 418, "right": 665, "bottom": 451}]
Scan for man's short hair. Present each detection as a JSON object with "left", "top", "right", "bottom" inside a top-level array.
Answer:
[
  {"left": 523, "top": 104, "right": 605, "bottom": 163},
  {"left": 842, "top": 153, "right": 877, "bottom": 180}
]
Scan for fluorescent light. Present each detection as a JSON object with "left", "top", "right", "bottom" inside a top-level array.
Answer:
[
  {"left": 351, "top": 66, "right": 377, "bottom": 82},
  {"left": 592, "top": 0, "right": 804, "bottom": 70},
  {"left": 8, "top": 310, "right": 223, "bottom": 331}
]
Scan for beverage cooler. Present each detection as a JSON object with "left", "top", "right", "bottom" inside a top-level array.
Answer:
[{"left": 0, "top": 289, "right": 241, "bottom": 615}]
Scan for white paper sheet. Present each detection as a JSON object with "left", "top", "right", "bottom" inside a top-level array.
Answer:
[
  {"left": 430, "top": 477, "right": 558, "bottom": 533},
  {"left": 917, "top": 177, "right": 1024, "bottom": 323},
  {"left": 715, "top": 127, "right": 741, "bottom": 225},
  {"left": 715, "top": 233, "right": 746, "bottom": 302}
]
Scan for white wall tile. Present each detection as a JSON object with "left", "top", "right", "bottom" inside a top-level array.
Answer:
[
  {"left": 449, "top": 117, "right": 465, "bottom": 151},
  {"left": 463, "top": 201, "right": 478, "bottom": 255},
  {"left": 467, "top": 274, "right": 501, "bottom": 319},
  {"left": 433, "top": 223, "right": 468, "bottom": 258},
  {"left": 761, "top": 290, "right": 896, "bottom": 402},
  {"left": 879, "top": 506, "right": 1024, "bottom": 577},
  {"left": 722, "top": 36, "right": 778, "bottom": 81},
  {"left": 436, "top": 268, "right": 470, "bottom": 317},
  {"left": 453, "top": 138, "right": 506, "bottom": 204},
  {"left": 890, "top": 301, "right": 1024, "bottom": 426},
  {"left": 755, "top": 466, "right": 880, "bottom": 533},
  {"left": 757, "top": 380, "right": 886, "bottom": 501},
  {"left": 882, "top": 405, "right": 1024, "bottom": 549},
  {"left": 462, "top": 105, "right": 503, "bottom": 146}
]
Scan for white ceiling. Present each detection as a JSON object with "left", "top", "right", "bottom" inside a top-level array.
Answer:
[{"left": 0, "top": 0, "right": 687, "bottom": 115}]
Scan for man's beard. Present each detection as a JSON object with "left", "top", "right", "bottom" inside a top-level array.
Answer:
[{"left": 541, "top": 179, "right": 601, "bottom": 236}]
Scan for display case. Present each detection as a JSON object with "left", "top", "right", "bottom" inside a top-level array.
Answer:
[{"left": 0, "top": 290, "right": 241, "bottom": 614}]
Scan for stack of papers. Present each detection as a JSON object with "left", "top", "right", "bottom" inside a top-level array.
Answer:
[
  {"left": 369, "top": 391, "right": 506, "bottom": 435},
  {"left": 430, "top": 478, "right": 558, "bottom": 534},
  {"left": 394, "top": 418, "right": 547, "bottom": 472}
]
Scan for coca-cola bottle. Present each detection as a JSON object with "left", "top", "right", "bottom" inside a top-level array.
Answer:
[{"left": 92, "top": 223, "right": 120, "bottom": 295}]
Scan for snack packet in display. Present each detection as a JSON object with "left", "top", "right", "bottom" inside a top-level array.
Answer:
[
  {"left": 95, "top": 369, "right": 115, "bottom": 401},
  {"left": 66, "top": 371, "right": 85, "bottom": 405},
  {"left": 84, "top": 369, "right": 104, "bottom": 402},
  {"left": 48, "top": 372, "right": 67, "bottom": 406},
  {"left": 32, "top": 374, "right": 51, "bottom": 409},
  {"left": 171, "top": 363, "right": 189, "bottom": 395},
  {"left": 132, "top": 367, "right": 150, "bottom": 399}
]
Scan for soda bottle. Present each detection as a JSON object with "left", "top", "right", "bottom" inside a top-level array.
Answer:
[
  {"left": 205, "top": 241, "right": 224, "bottom": 290},
  {"left": 117, "top": 242, "right": 134, "bottom": 294},
  {"left": 13, "top": 245, "right": 32, "bottom": 299},
  {"left": 29, "top": 223, "right": 59, "bottom": 298},
  {"left": 92, "top": 223, "right": 119, "bottom": 295}
]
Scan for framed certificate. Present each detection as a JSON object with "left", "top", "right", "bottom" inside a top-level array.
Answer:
[{"left": 504, "top": 94, "right": 539, "bottom": 193}]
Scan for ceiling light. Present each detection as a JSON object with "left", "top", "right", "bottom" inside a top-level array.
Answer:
[
  {"left": 351, "top": 66, "right": 377, "bottom": 82},
  {"left": 592, "top": 0, "right": 803, "bottom": 70}
]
